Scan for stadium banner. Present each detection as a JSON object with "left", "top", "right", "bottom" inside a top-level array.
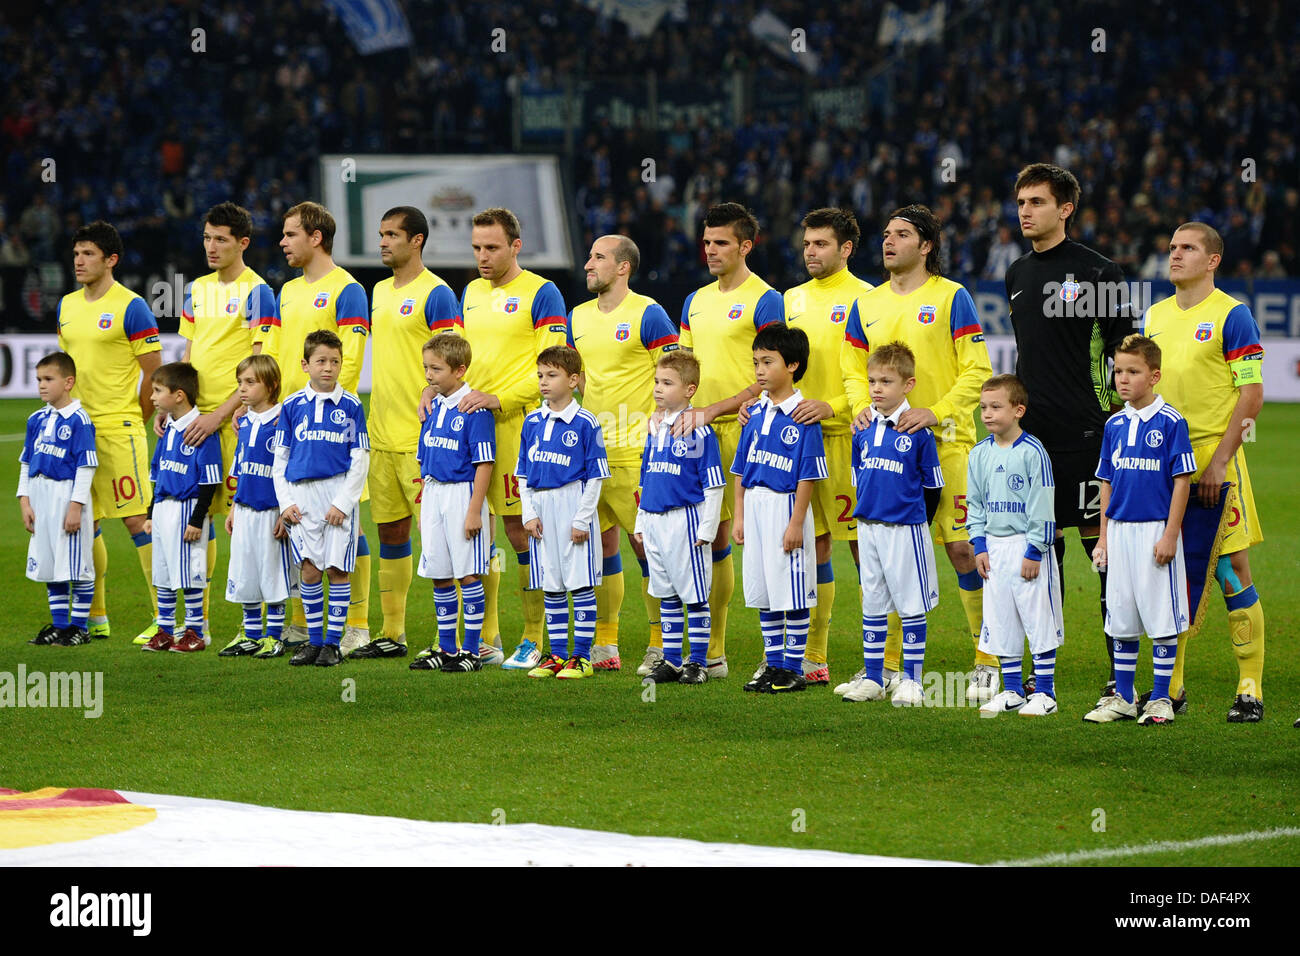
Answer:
[
  {"left": 980, "top": 334, "right": 1300, "bottom": 402},
  {"left": 577, "top": 0, "right": 678, "bottom": 38},
  {"left": 322, "top": 0, "right": 412, "bottom": 54},
  {"left": 319, "top": 154, "right": 574, "bottom": 270},
  {"left": 0, "top": 333, "right": 378, "bottom": 397}
]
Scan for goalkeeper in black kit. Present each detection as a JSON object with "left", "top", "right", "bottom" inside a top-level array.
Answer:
[{"left": 1005, "top": 163, "right": 1133, "bottom": 702}]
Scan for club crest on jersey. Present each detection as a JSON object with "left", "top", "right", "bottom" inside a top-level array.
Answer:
[
  {"left": 894, "top": 435, "right": 912, "bottom": 453},
  {"left": 1060, "top": 275, "right": 1080, "bottom": 302},
  {"left": 615, "top": 322, "right": 631, "bottom": 342},
  {"left": 780, "top": 425, "right": 800, "bottom": 446},
  {"left": 451, "top": 416, "right": 464, "bottom": 432},
  {"left": 331, "top": 408, "right": 348, "bottom": 425},
  {"left": 57, "top": 424, "right": 72, "bottom": 441},
  {"left": 671, "top": 439, "right": 688, "bottom": 457},
  {"left": 313, "top": 292, "right": 330, "bottom": 309},
  {"left": 181, "top": 442, "right": 196, "bottom": 457},
  {"left": 399, "top": 298, "right": 416, "bottom": 316},
  {"left": 264, "top": 434, "right": 276, "bottom": 453},
  {"left": 830, "top": 304, "right": 847, "bottom": 324},
  {"left": 727, "top": 304, "right": 745, "bottom": 321},
  {"left": 1145, "top": 430, "right": 1164, "bottom": 448},
  {"left": 97, "top": 313, "right": 113, "bottom": 330},
  {"left": 226, "top": 297, "right": 241, "bottom": 314},
  {"left": 1194, "top": 322, "right": 1214, "bottom": 342},
  {"left": 504, "top": 297, "right": 520, "bottom": 314},
  {"left": 916, "top": 305, "right": 936, "bottom": 325},
  {"left": 1008, "top": 474, "right": 1025, "bottom": 491},
  {"left": 561, "top": 430, "right": 579, "bottom": 447}
]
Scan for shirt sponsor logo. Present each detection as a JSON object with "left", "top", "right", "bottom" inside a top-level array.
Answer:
[
  {"left": 894, "top": 435, "right": 912, "bottom": 453},
  {"left": 727, "top": 304, "right": 745, "bottom": 320},
  {"left": 98, "top": 314, "right": 113, "bottom": 330},
  {"left": 830, "top": 305, "right": 847, "bottom": 324},
  {"left": 314, "top": 292, "right": 330, "bottom": 309},
  {"left": 400, "top": 298, "right": 416, "bottom": 316},
  {"left": 504, "top": 297, "right": 520, "bottom": 314},
  {"left": 1195, "top": 322, "right": 1214, "bottom": 342},
  {"left": 615, "top": 322, "right": 631, "bottom": 342},
  {"left": 780, "top": 425, "right": 799, "bottom": 446},
  {"left": 916, "top": 305, "right": 936, "bottom": 325}
]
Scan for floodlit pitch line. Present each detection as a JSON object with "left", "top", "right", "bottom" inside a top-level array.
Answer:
[{"left": 994, "top": 826, "right": 1300, "bottom": 866}]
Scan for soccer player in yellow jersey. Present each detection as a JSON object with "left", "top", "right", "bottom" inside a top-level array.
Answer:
[
  {"left": 254, "top": 202, "right": 372, "bottom": 650},
  {"left": 568, "top": 235, "right": 679, "bottom": 671},
  {"left": 171, "top": 203, "right": 277, "bottom": 649},
  {"left": 56, "top": 221, "right": 162, "bottom": 641},
  {"left": 456, "top": 208, "right": 569, "bottom": 669},
  {"left": 842, "top": 205, "right": 995, "bottom": 695},
  {"left": 671, "top": 203, "right": 783, "bottom": 678},
  {"left": 780, "top": 208, "right": 875, "bottom": 684},
  {"left": 349, "top": 206, "right": 463, "bottom": 661},
  {"left": 1142, "top": 222, "right": 1266, "bottom": 722}
]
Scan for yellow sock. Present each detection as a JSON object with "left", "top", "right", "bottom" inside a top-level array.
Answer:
[
  {"left": 378, "top": 548, "right": 413, "bottom": 639},
  {"left": 291, "top": 597, "right": 307, "bottom": 629},
  {"left": 91, "top": 531, "right": 108, "bottom": 619},
  {"left": 203, "top": 534, "right": 217, "bottom": 624},
  {"left": 706, "top": 550, "right": 734, "bottom": 661},
  {"left": 482, "top": 547, "right": 502, "bottom": 646},
  {"left": 1230, "top": 599, "right": 1265, "bottom": 700},
  {"left": 641, "top": 576, "right": 662, "bottom": 649},
  {"left": 958, "top": 583, "right": 998, "bottom": 667},
  {"left": 1171, "top": 632, "right": 1188, "bottom": 698},
  {"left": 595, "top": 569, "right": 624, "bottom": 646},
  {"left": 517, "top": 553, "right": 543, "bottom": 643},
  {"left": 883, "top": 613, "right": 902, "bottom": 673},
  {"left": 134, "top": 533, "right": 156, "bottom": 615},
  {"left": 807, "top": 580, "right": 834, "bottom": 666},
  {"left": 347, "top": 547, "right": 371, "bottom": 629}
]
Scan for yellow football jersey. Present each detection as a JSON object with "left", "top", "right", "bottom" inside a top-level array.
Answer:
[
  {"left": 181, "top": 268, "right": 276, "bottom": 412},
  {"left": 57, "top": 281, "right": 161, "bottom": 430},
  {"left": 255, "top": 266, "right": 369, "bottom": 396},
  {"left": 369, "top": 269, "right": 462, "bottom": 452},
  {"left": 460, "top": 269, "right": 568, "bottom": 417},
  {"left": 1143, "top": 288, "right": 1264, "bottom": 445},
  {"left": 841, "top": 275, "right": 990, "bottom": 446},
  {"left": 678, "top": 273, "right": 784, "bottom": 416},
  {"left": 570, "top": 291, "right": 679, "bottom": 463},
  {"left": 785, "top": 267, "right": 874, "bottom": 436}
]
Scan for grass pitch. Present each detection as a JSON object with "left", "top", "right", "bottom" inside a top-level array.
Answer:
[{"left": 2, "top": 398, "right": 1297, "bottom": 865}]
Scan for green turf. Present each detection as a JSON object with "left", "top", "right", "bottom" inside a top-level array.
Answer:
[{"left": 2, "top": 399, "right": 1297, "bottom": 865}]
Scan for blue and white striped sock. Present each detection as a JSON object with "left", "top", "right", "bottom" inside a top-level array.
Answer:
[
  {"left": 660, "top": 596, "right": 684, "bottom": 666},
  {"left": 862, "top": 614, "right": 888, "bottom": 685},
  {"left": 1000, "top": 656, "right": 1024, "bottom": 697},
  {"left": 182, "top": 587, "right": 204, "bottom": 641},
  {"left": 1032, "top": 649, "right": 1056, "bottom": 697},
  {"left": 900, "top": 614, "right": 927, "bottom": 682},
  {"left": 1151, "top": 636, "right": 1176, "bottom": 701},
  {"left": 1113, "top": 639, "right": 1140, "bottom": 703},
  {"left": 686, "top": 601, "right": 710, "bottom": 665},
  {"left": 326, "top": 580, "right": 350, "bottom": 646},
  {"left": 242, "top": 603, "right": 263, "bottom": 642},
  {"left": 572, "top": 587, "right": 596, "bottom": 660},
  {"left": 759, "top": 610, "right": 784, "bottom": 667},
  {"left": 783, "top": 609, "right": 810, "bottom": 672},
  {"left": 157, "top": 587, "right": 178, "bottom": 633},
  {"left": 70, "top": 581, "right": 93, "bottom": 629},
  {"left": 434, "top": 585, "right": 459, "bottom": 653},
  {"left": 301, "top": 580, "right": 325, "bottom": 646},
  {"left": 47, "top": 583, "right": 70, "bottom": 628},
  {"left": 461, "top": 580, "right": 485, "bottom": 654},
  {"left": 544, "top": 591, "right": 569, "bottom": 660},
  {"left": 266, "top": 603, "right": 285, "bottom": 639}
]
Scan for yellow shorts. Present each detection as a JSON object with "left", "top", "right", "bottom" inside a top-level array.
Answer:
[
  {"left": 597, "top": 460, "right": 642, "bottom": 533},
  {"left": 211, "top": 423, "right": 237, "bottom": 517},
  {"left": 932, "top": 441, "right": 971, "bottom": 546},
  {"left": 811, "top": 430, "right": 857, "bottom": 541},
  {"left": 488, "top": 410, "right": 524, "bottom": 517},
  {"left": 715, "top": 418, "right": 741, "bottom": 524},
  {"left": 368, "top": 448, "right": 422, "bottom": 523},
  {"left": 91, "top": 426, "right": 153, "bottom": 522},
  {"left": 1191, "top": 439, "right": 1262, "bottom": 554}
]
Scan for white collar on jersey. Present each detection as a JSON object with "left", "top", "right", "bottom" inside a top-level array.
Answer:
[
  {"left": 871, "top": 397, "right": 911, "bottom": 427},
  {"left": 437, "top": 383, "right": 471, "bottom": 408},
  {"left": 542, "top": 397, "right": 580, "bottom": 423},
  {"left": 307, "top": 384, "right": 345, "bottom": 405},
  {"left": 243, "top": 403, "right": 282, "bottom": 426},
  {"left": 1121, "top": 395, "right": 1166, "bottom": 423},
  {"left": 167, "top": 406, "right": 201, "bottom": 432},
  {"left": 756, "top": 389, "right": 804, "bottom": 416},
  {"left": 659, "top": 405, "right": 694, "bottom": 430},
  {"left": 47, "top": 399, "right": 84, "bottom": 420}
]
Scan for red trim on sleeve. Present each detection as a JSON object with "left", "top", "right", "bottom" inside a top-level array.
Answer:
[
  {"left": 951, "top": 323, "right": 982, "bottom": 339},
  {"left": 431, "top": 315, "right": 464, "bottom": 330},
  {"left": 756, "top": 319, "right": 781, "bottom": 331},
  {"left": 338, "top": 316, "right": 370, "bottom": 330},
  {"left": 1224, "top": 343, "right": 1263, "bottom": 362},
  {"left": 845, "top": 333, "right": 868, "bottom": 351},
  {"left": 128, "top": 326, "right": 159, "bottom": 342},
  {"left": 533, "top": 314, "right": 564, "bottom": 330},
  {"left": 645, "top": 334, "right": 678, "bottom": 350}
]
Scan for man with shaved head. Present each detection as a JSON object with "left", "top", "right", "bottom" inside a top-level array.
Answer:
[{"left": 567, "top": 234, "right": 680, "bottom": 670}]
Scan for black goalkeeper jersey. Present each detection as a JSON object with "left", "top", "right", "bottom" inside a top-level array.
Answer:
[{"left": 1005, "top": 238, "right": 1133, "bottom": 451}]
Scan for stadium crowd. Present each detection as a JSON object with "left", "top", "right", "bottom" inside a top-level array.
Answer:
[{"left": 0, "top": 0, "right": 1297, "bottom": 318}]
